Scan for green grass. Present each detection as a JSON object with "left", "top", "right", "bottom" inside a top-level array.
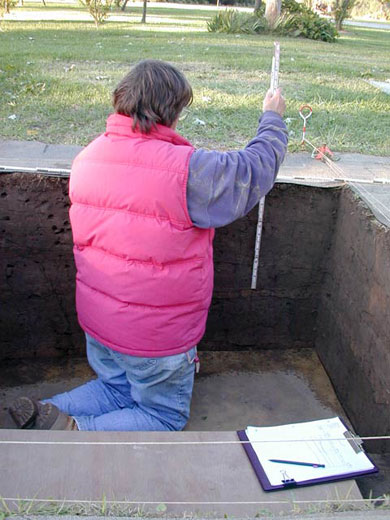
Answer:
[
  {"left": 1, "top": 494, "right": 389, "bottom": 517},
  {"left": 0, "top": 3, "right": 390, "bottom": 154}
]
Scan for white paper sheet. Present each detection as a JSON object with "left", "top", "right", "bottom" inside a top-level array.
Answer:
[{"left": 245, "top": 417, "right": 374, "bottom": 486}]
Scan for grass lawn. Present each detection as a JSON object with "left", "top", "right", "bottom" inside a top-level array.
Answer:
[{"left": 0, "top": 2, "right": 389, "bottom": 154}]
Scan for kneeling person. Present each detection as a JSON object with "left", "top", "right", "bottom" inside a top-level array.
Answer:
[{"left": 9, "top": 59, "right": 287, "bottom": 431}]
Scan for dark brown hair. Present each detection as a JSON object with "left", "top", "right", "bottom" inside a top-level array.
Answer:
[{"left": 112, "top": 60, "right": 193, "bottom": 134}]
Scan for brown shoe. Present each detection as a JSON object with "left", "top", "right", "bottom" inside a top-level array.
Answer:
[
  {"left": 9, "top": 396, "right": 39, "bottom": 429},
  {"left": 34, "top": 402, "right": 75, "bottom": 430},
  {"left": 9, "top": 397, "right": 76, "bottom": 430}
]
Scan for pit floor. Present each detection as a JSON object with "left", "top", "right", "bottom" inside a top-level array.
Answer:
[{"left": 0, "top": 349, "right": 388, "bottom": 499}]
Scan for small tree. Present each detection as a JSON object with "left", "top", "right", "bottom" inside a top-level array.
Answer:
[
  {"left": 331, "top": 0, "right": 356, "bottom": 30},
  {"left": 254, "top": 0, "right": 263, "bottom": 12},
  {"left": 120, "top": 0, "right": 129, "bottom": 11},
  {"left": 265, "top": 0, "right": 281, "bottom": 26},
  {"left": 141, "top": 0, "right": 147, "bottom": 22},
  {"left": 79, "top": 0, "right": 113, "bottom": 27},
  {"left": 1, "top": 0, "right": 17, "bottom": 17}
]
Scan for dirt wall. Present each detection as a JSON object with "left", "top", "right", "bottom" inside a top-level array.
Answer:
[
  {"left": 316, "top": 187, "right": 390, "bottom": 453},
  {"left": 0, "top": 173, "right": 82, "bottom": 359},
  {"left": 204, "top": 182, "right": 340, "bottom": 350},
  {"left": 0, "top": 173, "right": 340, "bottom": 358}
]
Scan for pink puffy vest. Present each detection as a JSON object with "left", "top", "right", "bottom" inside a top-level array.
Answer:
[{"left": 69, "top": 113, "right": 215, "bottom": 357}]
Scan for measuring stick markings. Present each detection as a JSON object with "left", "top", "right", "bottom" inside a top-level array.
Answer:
[{"left": 251, "top": 42, "right": 280, "bottom": 290}]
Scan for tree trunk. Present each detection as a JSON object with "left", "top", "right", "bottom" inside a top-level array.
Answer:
[
  {"left": 121, "top": 0, "right": 129, "bottom": 11},
  {"left": 254, "top": 0, "right": 262, "bottom": 12},
  {"left": 265, "top": 0, "right": 281, "bottom": 26},
  {"left": 141, "top": 0, "right": 147, "bottom": 23}
]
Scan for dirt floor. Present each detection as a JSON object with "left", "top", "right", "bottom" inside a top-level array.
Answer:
[{"left": 1, "top": 348, "right": 389, "bottom": 499}]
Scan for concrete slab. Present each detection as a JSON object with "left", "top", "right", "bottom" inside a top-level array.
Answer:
[
  {"left": 0, "top": 139, "right": 81, "bottom": 172},
  {"left": 0, "top": 138, "right": 390, "bottom": 184},
  {"left": 0, "top": 429, "right": 363, "bottom": 517},
  {"left": 279, "top": 153, "right": 390, "bottom": 184},
  {"left": 350, "top": 183, "right": 390, "bottom": 227},
  {"left": 0, "top": 139, "right": 48, "bottom": 158},
  {"left": 345, "top": 20, "right": 390, "bottom": 30}
]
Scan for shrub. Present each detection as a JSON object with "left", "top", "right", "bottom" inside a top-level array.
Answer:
[
  {"left": 207, "top": 9, "right": 267, "bottom": 34},
  {"left": 208, "top": 0, "right": 338, "bottom": 42},
  {"left": 281, "top": 0, "right": 305, "bottom": 13},
  {"left": 273, "top": 9, "right": 339, "bottom": 41},
  {"left": 79, "top": 0, "right": 114, "bottom": 26},
  {"left": 331, "top": 0, "right": 356, "bottom": 30}
]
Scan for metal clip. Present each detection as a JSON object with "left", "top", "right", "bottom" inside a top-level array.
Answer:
[
  {"left": 281, "top": 470, "right": 296, "bottom": 487},
  {"left": 344, "top": 430, "right": 363, "bottom": 454}
]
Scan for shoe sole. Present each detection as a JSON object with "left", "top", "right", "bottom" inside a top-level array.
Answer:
[
  {"left": 9, "top": 397, "right": 39, "bottom": 429},
  {"left": 35, "top": 402, "right": 73, "bottom": 430}
]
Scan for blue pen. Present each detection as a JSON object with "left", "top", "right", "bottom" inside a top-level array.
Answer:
[{"left": 269, "top": 459, "right": 325, "bottom": 468}]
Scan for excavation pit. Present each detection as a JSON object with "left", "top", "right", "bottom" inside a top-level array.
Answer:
[{"left": 1, "top": 172, "right": 389, "bottom": 514}]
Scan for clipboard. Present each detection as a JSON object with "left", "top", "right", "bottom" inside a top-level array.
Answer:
[{"left": 237, "top": 417, "right": 378, "bottom": 492}]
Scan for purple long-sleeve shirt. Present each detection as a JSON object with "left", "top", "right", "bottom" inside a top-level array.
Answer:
[{"left": 187, "top": 110, "right": 288, "bottom": 228}]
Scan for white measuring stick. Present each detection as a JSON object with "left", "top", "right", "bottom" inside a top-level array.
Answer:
[
  {"left": 251, "top": 42, "right": 280, "bottom": 290},
  {"left": 270, "top": 41, "right": 280, "bottom": 95}
]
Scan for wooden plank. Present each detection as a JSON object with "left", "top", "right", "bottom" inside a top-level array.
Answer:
[{"left": 0, "top": 429, "right": 361, "bottom": 517}]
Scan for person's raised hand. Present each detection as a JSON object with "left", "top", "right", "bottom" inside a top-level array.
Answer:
[{"left": 263, "top": 88, "right": 286, "bottom": 117}]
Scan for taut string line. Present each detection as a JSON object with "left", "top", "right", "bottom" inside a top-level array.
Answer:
[
  {"left": 0, "top": 435, "right": 389, "bottom": 446},
  {"left": 0, "top": 496, "right": 387, "bottom": 506}
]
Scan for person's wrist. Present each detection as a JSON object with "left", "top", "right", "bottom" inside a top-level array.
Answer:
[{"left": 263, "top": 109, "right": 283, "bottom": 118}]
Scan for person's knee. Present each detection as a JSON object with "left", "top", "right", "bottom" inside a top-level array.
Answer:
[{"left": 160, "top": 410, "right": 189, "bottom": 431}]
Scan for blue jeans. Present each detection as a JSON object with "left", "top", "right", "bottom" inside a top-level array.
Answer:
[{"left": 45, "top": 334, "right": 197, "bottom": 431}]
